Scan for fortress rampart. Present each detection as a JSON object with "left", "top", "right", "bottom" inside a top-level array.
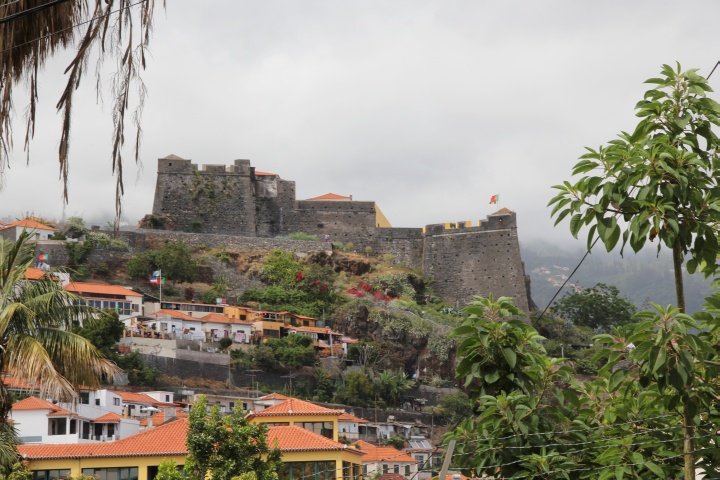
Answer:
[{"left": 150, "top": 155, "right": 533, "bottom": 311}]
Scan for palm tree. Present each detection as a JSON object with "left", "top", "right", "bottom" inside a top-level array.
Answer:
[
  {"left": 0, "top": 0, "right": 161, "bottom": 219},
  {"left": 0, "top": 231, "right": 120, "bottom": 471}
]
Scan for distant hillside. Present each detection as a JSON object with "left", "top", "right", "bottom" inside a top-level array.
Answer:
[{"left": 521, "top": 240, "right": 715, "bottom": 314}]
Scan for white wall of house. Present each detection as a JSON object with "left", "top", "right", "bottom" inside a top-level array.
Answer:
[
  {"left": 143, "top": 391, "right": 175, "bottom": 404},
  {"left": 363, "top": 460, "right": 418, "bottom": 479}
]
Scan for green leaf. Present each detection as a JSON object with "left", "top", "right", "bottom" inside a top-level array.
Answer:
[
  {"left": 645, "top": 462, "right": 665, "bottom": 479},
  {"left": 569, "top": 213, "right": 583, "bottom": 238},
  {"left": 502, "top": 347, "right": 517, "bottom": 369},
  {"left": 652, "top": 346, "right": 667, "bottom": 375}
]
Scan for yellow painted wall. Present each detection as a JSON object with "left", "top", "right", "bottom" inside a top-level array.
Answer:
[
  {"left": 252, "top": 414, "right": 340, "bottom": 441},
  {"left": 374, "top": 205, "right": 392, "bottom": 228},
  {"left": 281, "top": 450, "right": 363, "bottom": 480},
  {"left": 26, "top": 454, "right": 186, "bottom": 480}
]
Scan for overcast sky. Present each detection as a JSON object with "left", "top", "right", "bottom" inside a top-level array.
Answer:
[{"left": 0, "top": 1, "right": 719, "bottom": 245}]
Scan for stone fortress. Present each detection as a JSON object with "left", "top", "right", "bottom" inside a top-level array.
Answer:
[{"left": 151, "top": 155, "right": 534, "bottom": 311}]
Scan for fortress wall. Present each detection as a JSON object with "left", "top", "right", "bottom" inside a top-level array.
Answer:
[
  {"left": 286, "top": 200, "right": 378, "bottom": 242},
  {"left": 153, "top": 158, "right": 258, "bottom": 235},
  {"left": 422, "top": 212, "right": 530, "bottom": 311},
  {"left": 119, "top": 229, "right": 327, "bottom": 254},
  {"left": 255, "top": 178, "right": 296, "bottom": 237},
  {"left": 370, "top": 228, "right": 425, "bottom": 266}
]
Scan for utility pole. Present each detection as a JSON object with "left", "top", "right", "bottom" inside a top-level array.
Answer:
[{"left": 437, "top": 440, "right": 456, "bottom": 480}]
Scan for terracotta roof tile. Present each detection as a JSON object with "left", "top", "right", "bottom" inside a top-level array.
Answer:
[
  {"left": 257, "top": 393, "right": 289, "bottom": 401},
  {"left": 1, "top": 219, "right": 56, "bottom": 231},
  {"left": 2, "top": 375, "right": 37, "bottom": 391},
  {"left": 94, "top": 412, "right": 123, "bottom": 423},
  {"left": 493, "top": 207, "right": 513, "bottom": 214},
  {"left": 151, "top": 309, "right": 197, "bottom": 320},
  {"left": 12, "top": 397, "right": 79, "bottom": 418},
  {"left": 255, "top": 171, "right": 278, "bottom": 177},
  {"left": 249, "top": 398, "right": 343, "bottom": 418},
  {"left": 201, "top": 313, "right": 252, "bottom": 325},
  {"left": 18, "top": 418, "right": 189, "bottom": 459},
  {"left": 112, "top": 391, "right": 160, "bottom": 405},
  {"left": 267, "top": 426, "right": 363, "bottom": 455},
  {"left": 64, "top": 282, "right": 141, "bottom": 298},
  {"left": 306, "top": 193, "right": 352, "bottom": 201},
  {"left": 338, "top": 412, "right": 368, "bottom": 423},
  {"left": 287, "top": 326, "right": 341, "bottom": 335},
  {"left": 353, "top": 440, "right": 416, "bottom": 463},
  {"left": 24, "top": 268, "right": 47, "bottom": 280},
  {"left": 12, "top": 397, "right": 60, "bottom": 412}
]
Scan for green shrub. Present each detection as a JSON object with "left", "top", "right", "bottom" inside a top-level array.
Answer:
[
  {"left": 288, "top": 232, "right": 318, "bottom": 241},
  {"left": 382, "top": 253, "right": 395, "bottom": 263},
  {"left": 218, "top": 337, "right": 233, "bottom": 350}
]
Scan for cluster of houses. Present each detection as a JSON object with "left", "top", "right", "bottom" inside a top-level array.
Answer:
[
  {"left": 7, "top": 379, "right": 442, "bottom": 480},
  {"left": 23, "top": 270, "right": 355, "bottom": 357}
]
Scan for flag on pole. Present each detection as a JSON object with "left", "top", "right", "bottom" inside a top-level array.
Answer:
[
  {"left": 150, "top": 277, "right": 165, "bottom": 285},
  {"left": 489, "top": 194, "right": 499, "bottom": 205},
  {"left": 152, "top": 270, "right": 162, "bottom": 277}
]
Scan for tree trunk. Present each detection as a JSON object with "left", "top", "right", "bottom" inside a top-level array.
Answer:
[
  {"left": 672, "top": 242, "right": 686, "bottom": 314},
  {"left": 673, "top": 242, "right": 693, "bottom": 479},
  {"left": 684, "top": 398, "right": 695, "bottom": 480}
]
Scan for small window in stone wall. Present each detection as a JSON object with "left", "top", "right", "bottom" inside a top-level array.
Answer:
[{"left": 317, "top": 223, "right": 324, "bottom": 228}]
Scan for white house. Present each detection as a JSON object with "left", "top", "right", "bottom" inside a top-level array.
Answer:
[
  {"left": 111, "top": 390, "right": 176, "bottom": 420},
  {"left": 10, "top": 395, "right": 140, "bottom": 444},
  {"left": 353, "top": 440, "right": 419, "bottom": 480},
  {"left": 338, "top": 412, "right": 369, "bottom": 441},
  {"left": 0, "top": 218, "right": 57, "bottom": 241},
  {"left": 63, "top": 282, "right": 143, "bottom": 325},
  {"left": 145, "top": 309, "right": 252, "bottom": 343}
]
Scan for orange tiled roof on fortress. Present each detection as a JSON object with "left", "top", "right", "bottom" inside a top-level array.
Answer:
[
  {"left": 64, "top": 282, "right": 141, "bottom": 297},
  {"left": 306, "top": 193, "right": 352, "bottom": 201},
  {"left": 268, "top": 426, "right": 364, "bottom": 453}
]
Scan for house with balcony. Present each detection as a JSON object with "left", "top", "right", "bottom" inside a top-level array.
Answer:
[
  {"left": 140, "top": 309, "right": 252, "bottom": 343},
  {"left": 145, "top": 300, "right": 225, "bottom": 318},
  {"left": 112, "top": 390, "right": 176, "bottom": 421},
  {"left": 10, "top": 396, "right": 140, "bottom": 444},
  {"left": 63, "top": 282, "right": 143, "bottom": 325}
]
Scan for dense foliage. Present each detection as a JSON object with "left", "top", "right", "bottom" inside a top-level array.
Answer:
[
  {"left": 551, "top": 282, "right": 637, "bottom": 331},
  {"left": 126, "top": 241, "right": 198, "bottom": 283},
  {"left": 446, "top": 294, "right": 720, "bottom": 479}
]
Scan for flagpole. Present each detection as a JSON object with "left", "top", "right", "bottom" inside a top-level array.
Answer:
[{"left": 159, "top": 274, "right": 163, "bottom": 303}]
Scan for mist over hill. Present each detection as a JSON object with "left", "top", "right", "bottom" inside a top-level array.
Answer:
[{"left": 521, "top": 240, "right": 715, "bottom": 315}]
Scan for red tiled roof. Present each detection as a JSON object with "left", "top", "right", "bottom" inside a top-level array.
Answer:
[
  {"left": 353, "top": 440, "right": 416, "bottom": 463},
  {"left": 12, "top": 397, "right": 59, "bottom": 411},
  {"left": 2, "top": 374, "right": 37, "bottom": 391},
  {"left": 306, "top": 193, "right": 352, "bottom": 201},
  {"left": 18, "top": 418, "right": 189, "bottom": 459},
  {"left": 201, "top": 313, "right": 252, "bottom": 325},
  {"left": 338, "top": 412, "right": 368, "bottom": 423},
  {"left": 152, "top": 309, "right": 197, "bottom": 321},
  {"left": 267, "top": 426, "right": 363, "bottom": 455},
  {"left": 0, "top": 219, "right": 56, "bottom": 231},
  {"left": 12, "top": 397, "right": 78, "bottom": 418},
  {"left": 257, "top": 393, "right": 289, "bottom": 401},
  {"left": 112, "top": 391, "right": 160, "bottom": 405},
  {"left": 64, "top": 282, "right": 141, "bottom": 298},
  {"left": 255, "top": 171, "right": 278, "bottom": 177},
  {"left": 249, "top": 398, "right": 343, "bottom": 418},
  {"left": 94, "top": 412, "right": 123, "bottom": 423},
  {"left": 24, "top": 268, "right": 47, "bottom": 280}
]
